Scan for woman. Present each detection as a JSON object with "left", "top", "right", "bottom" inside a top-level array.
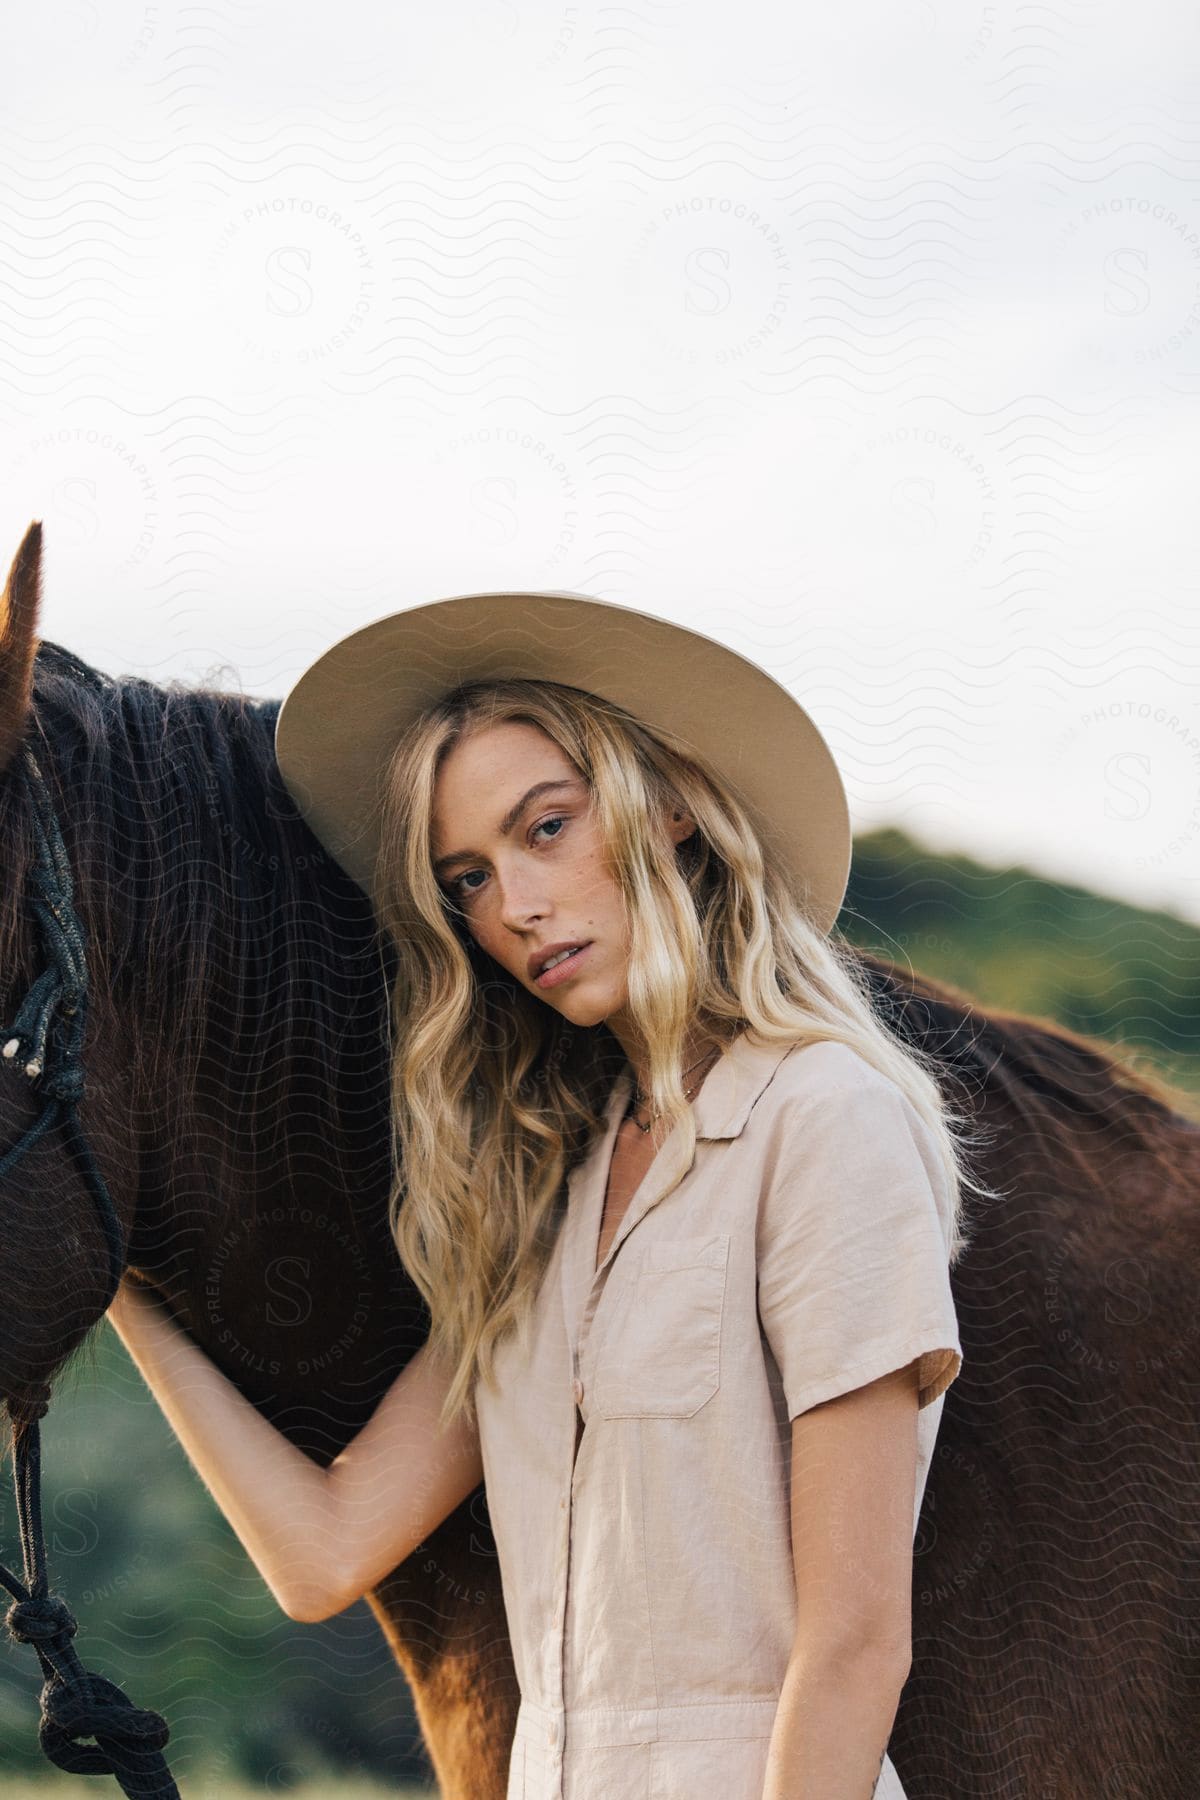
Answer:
[{"left": 108, "top": 588, "right": 982, "bottom": 1800}]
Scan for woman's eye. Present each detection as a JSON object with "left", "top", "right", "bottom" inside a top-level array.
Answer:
[{"left": 449, "top": 815, "right": 567, "bottom": 901}]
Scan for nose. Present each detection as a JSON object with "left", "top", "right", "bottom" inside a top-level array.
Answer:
[{"left": 496, "top": 867, "right": 550, "bottom": 936}]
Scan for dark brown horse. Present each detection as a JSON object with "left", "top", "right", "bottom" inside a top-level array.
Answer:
[{"left": 2, "top": 520, "right": 1198, "bottom": 1799}]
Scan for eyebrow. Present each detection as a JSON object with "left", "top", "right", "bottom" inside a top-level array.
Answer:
[{"left": 433, "top": 778, "right": 583, "bottom": 876}]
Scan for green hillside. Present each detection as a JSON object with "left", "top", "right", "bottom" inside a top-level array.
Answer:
[{"left": 842, "top": 828, "right": 1200, "bottom": 1102}]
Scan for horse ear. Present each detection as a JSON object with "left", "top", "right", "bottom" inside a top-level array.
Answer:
[{"left": 0, "top": 519, "right": 43, "bottom": 778}]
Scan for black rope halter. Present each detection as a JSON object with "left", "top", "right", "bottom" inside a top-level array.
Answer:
[{"left": 0, "top": 742, "right": 180, "bottom": 1798}]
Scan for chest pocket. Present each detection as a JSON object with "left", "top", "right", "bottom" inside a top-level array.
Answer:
[{"left": 591, "top": 1233, "right": 730, "bottom": 1419}]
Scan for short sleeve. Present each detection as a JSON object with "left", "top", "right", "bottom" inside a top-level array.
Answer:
[{"left": 755, "top": 1051, "right": 963, "bottom": 1422}]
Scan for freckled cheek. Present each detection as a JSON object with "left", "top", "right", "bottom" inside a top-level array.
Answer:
[{"left": 567, "top": 849, "right": 616, "bottom": 914}]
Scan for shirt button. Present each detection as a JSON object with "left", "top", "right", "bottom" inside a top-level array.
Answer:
[{"left": 573, "top": 1377, "right": 584, "bottom": 1404}]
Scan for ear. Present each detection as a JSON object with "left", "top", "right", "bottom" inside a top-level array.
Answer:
[
  {"left": 669, "top": 808, "right": 698, "bottom": 850},
  {"left": 0, "top": 520, "right": 44, "bottom": 779}
]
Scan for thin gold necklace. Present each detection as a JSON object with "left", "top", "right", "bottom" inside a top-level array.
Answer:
[{"left": 625, "top": 1044, "right": 722, "bottom": 1134}]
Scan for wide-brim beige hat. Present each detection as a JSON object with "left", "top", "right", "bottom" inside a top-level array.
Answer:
[{"left": 274, "top": 589, "right": 851, "bottom": 936}]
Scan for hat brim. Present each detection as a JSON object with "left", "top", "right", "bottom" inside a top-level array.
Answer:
[{"left": 274, "top": 589, "right": 850, "bottom": 936}]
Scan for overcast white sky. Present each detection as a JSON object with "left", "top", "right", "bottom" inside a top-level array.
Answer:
[{"left": 2, "top": 0, "right": 1198, "bottom": 923}]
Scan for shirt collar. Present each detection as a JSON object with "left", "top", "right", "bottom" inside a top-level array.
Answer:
[{"left": 607, "top": 1027, "right": 797, "bottom": 1141}]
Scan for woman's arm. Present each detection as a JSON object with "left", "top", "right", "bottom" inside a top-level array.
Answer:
[
  {"left": 761, "top": 1360, "right": 920, "bottom": 1800},
  {"left": 106, "top": 1278, "right": 483, "bottom": 1624}
]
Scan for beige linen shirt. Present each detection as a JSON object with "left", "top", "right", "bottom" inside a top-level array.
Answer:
[{"left": 474, "top": 1031, "right": 963, "bottom": 1800}]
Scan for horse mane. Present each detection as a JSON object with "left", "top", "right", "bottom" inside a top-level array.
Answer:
[
  {"left": 0, "top": 638, "right": 396, "bottom": 1243},
  {"left": 857, "top": 951, "right": 1198, "bottom": 1190}
]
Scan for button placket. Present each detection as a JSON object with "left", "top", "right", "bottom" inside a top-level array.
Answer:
[{"left": 549, "top": 1066, "right": 699, "bottom": 1792}]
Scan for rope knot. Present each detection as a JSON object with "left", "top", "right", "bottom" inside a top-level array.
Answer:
[
  {"left": 6, "top": 1591, "right": 78, "bottom": 1647},
  {"left": 7, "top": 1384, "right": 52, "bottom": 1427},
  {"left": 40, "top": 1669, "right": 172, "bottom": 1776}
]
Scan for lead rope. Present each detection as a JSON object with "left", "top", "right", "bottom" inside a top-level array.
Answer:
[{"left": 0, "top": 744, "right": 180, "bottom": 1799}]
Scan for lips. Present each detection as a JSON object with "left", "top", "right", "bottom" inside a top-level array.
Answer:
[
  {"left": 528, "top": 939, "right": 590, "bottom": 981},
  {"left": 530, "top": 941, "right": 593, "bottom": 987}
]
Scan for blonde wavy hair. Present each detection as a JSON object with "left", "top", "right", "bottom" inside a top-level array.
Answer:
[{"left": 375, "top": 676, "right": 985, "bottom": 1432}]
